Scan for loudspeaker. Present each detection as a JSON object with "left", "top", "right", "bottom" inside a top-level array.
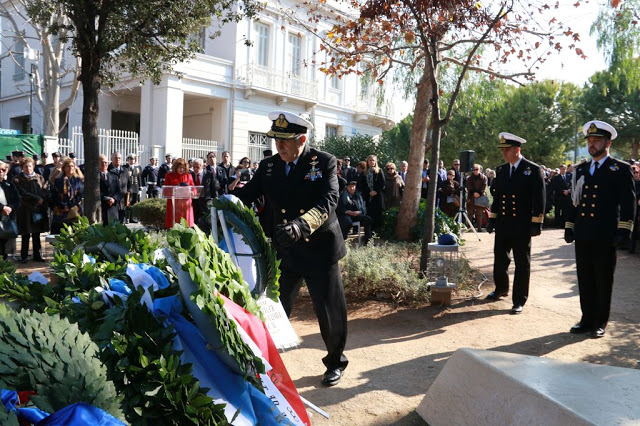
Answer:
[{"left": 459, "top": 150, "right": 475, "bottom": 173}]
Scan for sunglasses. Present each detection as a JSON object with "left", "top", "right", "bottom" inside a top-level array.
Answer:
[
  {"left": 473, "top": 168, "right": 480, "bottom": 171},
  {"left": 386, "top": 167, "right": 394, "bottom": 170}
]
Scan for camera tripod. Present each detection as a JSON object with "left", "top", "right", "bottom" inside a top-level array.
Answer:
[{"left": 455, "top": 172, "right": 481, "bottom": 241}]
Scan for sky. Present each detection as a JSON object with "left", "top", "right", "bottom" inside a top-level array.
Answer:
[{"left": 393, "top": 0, "right": 609, "bottom": 121}]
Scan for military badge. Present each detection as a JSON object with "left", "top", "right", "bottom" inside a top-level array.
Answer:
[
  {"left": 305, "top": 165, "right": 323, "bottom": 181},
  {"left": 268, "top": 163, "right": 273, "bottom": 167},
  {"left": 587, "top": 123, "right": 599, "bottom": 134},
  {"left": 274, "top": 114, "right": 289, "bottom": 129},
  {"left": 610, "top": 164, "right": 619, "bottom": 171},
  {"left": 524, "top": 166, "right": 531, "bottom": 176}
]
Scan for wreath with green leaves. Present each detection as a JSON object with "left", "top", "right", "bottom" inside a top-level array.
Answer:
[
  {"left": 0, "top": 308, "right": 124, "bottom": 419},
  {"left": 211, "top": 197, "right": 280, "bottom": 301}
]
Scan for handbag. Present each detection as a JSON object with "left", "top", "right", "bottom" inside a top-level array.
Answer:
[
  {"left": 453, "top": 196, "right": 460, "bottom": 207},
  {"left": 32, "top": 211, "right": 46, "bottom": 224},
  {"left": 0, "top": 216, "right": 18, "bottom": 239},
  {"left": 475, "top": 195, "right": 491, "bottom": 208}
]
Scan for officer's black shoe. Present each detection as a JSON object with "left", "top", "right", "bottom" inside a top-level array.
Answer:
[
  {"left": 485, "top": 291, "right": 508, "bottom": 301},
  {"left": 321, "top": 368, "right": 344, "bottom": 387},
  {"left": 591, "top": 328, "right": 606, "bottom": 338},
  {"left": 510, "top": 305, "right": 523, "bottom": 315},
  {"left": 569, "top": 323, "right": 592, "bottom": 334}
]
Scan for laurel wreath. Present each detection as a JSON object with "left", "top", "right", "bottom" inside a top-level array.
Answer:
[{"left": 211, "top": 197, "right": 281, "bottom": 302}]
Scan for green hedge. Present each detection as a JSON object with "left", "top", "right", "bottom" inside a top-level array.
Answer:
[{"left": 131, "top": 198, "right": 167, "bottom": 229}]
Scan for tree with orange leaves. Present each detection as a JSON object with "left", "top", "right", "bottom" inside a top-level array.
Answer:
[{"left": 299, "top": 0, "right": 585, "bottom": 269}]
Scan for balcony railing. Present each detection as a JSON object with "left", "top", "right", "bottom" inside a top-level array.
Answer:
[
  {"left": 236, "top": 64, "right": 318, "bottom": 101},
  {"left": 349, "top": 97, "right": 394, "bottom": 119}
]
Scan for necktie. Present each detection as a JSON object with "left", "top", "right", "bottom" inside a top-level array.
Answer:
[
  {"left": 593, "top": 162, "right": 599, "bottom": 175},
  {"left": 287, "top": 162, "right": 296, "bottom": 177},
  {"left": 510, "top": 165, "right": 515, "bottom": 177},
  {"left": 195, "top": 174, "right": 200, "bottom": 185}
]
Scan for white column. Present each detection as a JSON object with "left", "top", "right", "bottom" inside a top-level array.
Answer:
[{"left": 140, "top": 76, "right": 184, "bottom": 158}]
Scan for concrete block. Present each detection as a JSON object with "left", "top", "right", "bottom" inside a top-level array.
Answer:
[{"left": 417, "top": 348, "right": 640, "bottom": 426}]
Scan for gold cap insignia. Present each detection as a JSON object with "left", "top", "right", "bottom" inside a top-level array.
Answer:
[
  {"left": 275, "top": 114, "right": 289, "bottom": 129},
  {"left": 500, "top": 136, "right": 506, "bottom": 144},
  {"left": 587, "top": 123, "right": 598, "bottom": 134}
]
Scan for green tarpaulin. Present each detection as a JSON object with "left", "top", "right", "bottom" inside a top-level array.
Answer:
[{"left": 0, "top": 134, "right": 44, "bottom": 161}]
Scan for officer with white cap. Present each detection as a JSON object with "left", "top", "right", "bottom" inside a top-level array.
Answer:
[
  {"left": 235, "top": 110, "right": 349, "bottom": 386},
  {"left": 158, "top": 153, "right": 173, "bottom": 187},
  {"left": 486, "top": 132, "right": 546, "bottom": 315},
  {"left": 564, "top": 120, "right": 636, "bottom": 338}
]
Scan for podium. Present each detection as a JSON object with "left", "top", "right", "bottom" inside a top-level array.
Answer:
[{"left": 161, "top": 185, "right": 203, "bottom": 225}]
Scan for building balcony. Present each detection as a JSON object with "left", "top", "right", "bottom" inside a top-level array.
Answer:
[
  {"left": 349, "top": 97, "right": 395, "bottom": 130},
  {"left": 236, "top": 64, "right": 318, "bottom": 106}
]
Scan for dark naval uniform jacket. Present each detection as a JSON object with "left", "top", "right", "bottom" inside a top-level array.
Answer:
[
  {"left": 565, "top": 157, "right": 636, "bottom": 241},
  {"left": 236, "top": 143, "right": 347, "bottom": 267},
  {"left": 489, "top": 157, "right": 546, "bottom": 235}
]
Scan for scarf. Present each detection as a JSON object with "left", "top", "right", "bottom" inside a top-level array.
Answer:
[{"left": 367, "top": 168, "right": 376, "bottom": 192}]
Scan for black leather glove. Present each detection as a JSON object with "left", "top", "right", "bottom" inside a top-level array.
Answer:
[
  {"left": 274, "top": 219, "right": 305, "bottom": 248},
  {"left": 486, "top": 219, "right": 495, "bottom": 234},
  {"left": 564, "top": 228, "right": 574, "bottom": 244},
  {"left": 530, "top": 223, "right": 542, "bottom": 237},
  {"left": 613, "top": 228, "right": 631, "bottom": 248}
]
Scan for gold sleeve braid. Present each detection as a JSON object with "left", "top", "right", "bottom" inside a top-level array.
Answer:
[
  {"left": 489, "top": 212, "right": 497, "bottom": 219},
  {"left": 565, "top": 222, "right": 574, "bottom": 230},
  {"left": 618, "top": 220, "right": 634, "bottom": 231},
  {"left": 300, "top": 207, "right": 329, "bottom": 235},
  {"left": 531, "top": 214, "right": 544, "bottom": 224}
]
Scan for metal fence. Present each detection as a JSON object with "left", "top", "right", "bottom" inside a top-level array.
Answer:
[
  {"left": 181, "top": 138, "right": 219, "bottom": 161},
  {"left": 59, "top": 126, "right": 143, "bottom": 166},
  {"left": 57, "top": 129, "right": 219, "bottom": 169}
]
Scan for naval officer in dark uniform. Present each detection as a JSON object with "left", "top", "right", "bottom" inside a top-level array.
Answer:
[
  {"left": 564, "top": 120, "right": 636, "bottom": 338},
  {"left": 486, "top": 132, "right": 545, "bottom": 314},
  {"left": 236, "top": 110, "right": 348, "bottom": 386}
]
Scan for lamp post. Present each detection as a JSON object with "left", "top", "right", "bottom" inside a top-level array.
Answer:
[{"left": 568, "top": 110, "right": 579, "bottom": 164}]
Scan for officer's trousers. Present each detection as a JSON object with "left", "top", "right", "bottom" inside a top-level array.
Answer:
[
  {"left": 279, "top": 260, "right": 348, "bottom": 371},
  {"left": 575, "top": 240, "right": 616, "bottom": 329},
  {"left": 493, "top": 233, "right": 531, "bottom": 306}
]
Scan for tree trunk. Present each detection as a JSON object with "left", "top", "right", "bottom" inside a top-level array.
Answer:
[
  {"left": 632, "top": 139, "right": 639, "bottom": 160},
  {"left": 394, "top": 70, "right": 433, "bottom": 240},
  {"left": 420, "top": 44, "right": 442, "bottom": 272},
  {"left": 80, "top": 67, "right": 101, "bottom": 224}
]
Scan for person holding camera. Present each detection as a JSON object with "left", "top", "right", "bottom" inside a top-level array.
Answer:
[
  {"left": 564, "top": 121, "right": 636, "bottom": 338},
  {"left": 466, "top": 163, "right": 489, "bottom": 229},
  {"left": 228, "top": 157, "right": 252, "bottom": 193},
  {"left": 486, "top": 132, "right": 545, "bottom": 315}
]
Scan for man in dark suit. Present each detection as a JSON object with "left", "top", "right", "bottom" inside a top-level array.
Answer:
[
  {"left": 564, "top": 120, "right": 636, "bottom": 338},
  {"left": 125, "top": 153, "right": 142, "bottom": 223},
  {"left": 341, "top": 157, "right": 357, "bottom": 182},
  {"left": 99, "top": 154, "right": 119, "bottom": 225},
  {"left": 551, "top": 164, "right": 571, "bottom": 228},
  {"left": 7, "top": 151, "right": 24, "bottom": 181},
  {"left": 191, "top": 158, "right": 219, "bottom": 225},
  {"left": 486, "top": 132, "right": 545, "bottom": 315},
  {"left": 107, "top": 152, "right": 131, "bottom": 223},
  {"left": 218, "top": 151, "right": 235, "bottom": 194},
  {"left": 236, "top": 110, "right": 348, "bottom": 387},
  {"left": 33, "top": 154, "right": 45, "bottom": 176},
  {"left": 43, "top": 152, "right": 59, "bottom": 183}
]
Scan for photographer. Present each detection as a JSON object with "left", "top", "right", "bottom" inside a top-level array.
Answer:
[{"left": 228, "top": 158, "right": 253, "bottom": 193}]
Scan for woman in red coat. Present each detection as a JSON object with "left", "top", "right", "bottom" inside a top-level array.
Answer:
[{"left": 163, "top": 158, "right": 195, "bottom": 228}]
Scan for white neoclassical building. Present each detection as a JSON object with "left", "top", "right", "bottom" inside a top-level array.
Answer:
[{"left": 0, "top": 0, "right": 395, "bottom": 165}]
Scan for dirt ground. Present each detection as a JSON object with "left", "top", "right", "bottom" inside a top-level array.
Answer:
[{"left": 279, "top": 228, "right": 640, "bottom": 425}]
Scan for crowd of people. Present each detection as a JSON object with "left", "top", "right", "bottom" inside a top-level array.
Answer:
[{"left": 0, "top": 150, "right": 84, "bottom": 262}]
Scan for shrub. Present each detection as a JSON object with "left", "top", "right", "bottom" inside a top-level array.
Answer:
[
  {"left": 131, "top": 198, "right": 166, "bottom": 229},
  {"left": 381, "top": 200, "right": 462, "bottom": 244},
  {"left": 340, "top": 241, "right": 429, "bottom": 304}
]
